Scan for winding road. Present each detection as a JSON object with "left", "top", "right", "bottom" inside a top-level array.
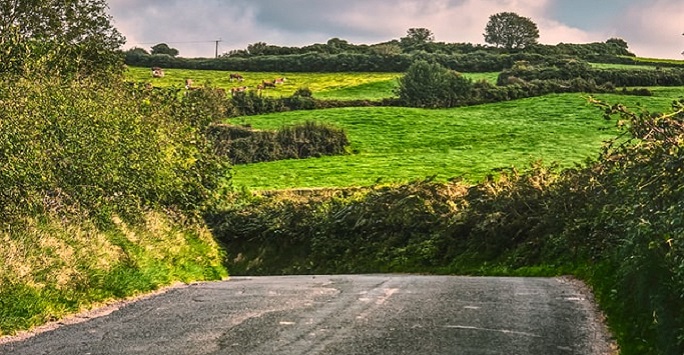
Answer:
[{"left": 0, "top": 275, "right": 614, "bottom": 354}]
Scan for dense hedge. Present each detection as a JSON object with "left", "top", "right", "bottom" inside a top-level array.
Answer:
[
  {"left": 0, "top": 75, "right": 227, "bottom": 223},
  {"left": 126, "top": 51, "right": 563, "bottom": 73},
  {"left": 127, "top": 39, "right": 636, "bottom": 73},
  {"left": 207, "top": 122, "right": 350, "bottom": 164},
  {"left": 499, "top": 61, "right": 684, "bottom": 87},
  {"left": 395, "top": 61, "right": 651, "bottom": 109},
  {"left": 224, "top": 90, "right": 397, "bottom": 117}
]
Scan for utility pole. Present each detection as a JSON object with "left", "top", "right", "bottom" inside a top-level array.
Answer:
[{"left": 215, "top": 39, "right": 222, "bottom": 58}]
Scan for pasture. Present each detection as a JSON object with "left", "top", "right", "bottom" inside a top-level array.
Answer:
[
  {"left": 227, "top": 92, "right": 681, "bottom": 190},
  {"left": 123, "top": 66, "right": 684, "bottom": 191},
  {"left": 632, "top": 56, "right": 684, "bottom": 66},
  {"left": 589, "top": 62, "right": 663, "bottom": 70},
  {"left": 125, "top": 66, "right": 499, "bottom": 100}
]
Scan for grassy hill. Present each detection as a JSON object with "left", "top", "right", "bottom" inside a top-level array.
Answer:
[
  {"left": 124, "top": 67, "right": 499, "bottom": 100},
  {"left": 227, "top": 91, "right": 681, "bottom": 190}
]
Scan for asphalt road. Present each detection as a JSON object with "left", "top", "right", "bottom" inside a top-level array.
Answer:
[{"left": 0, "top": 275, "right": 614, "bottom": 354}]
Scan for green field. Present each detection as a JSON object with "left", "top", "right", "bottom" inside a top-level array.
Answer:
[
  {"left": 632, "top": 56, "right": 684, "bottom": 66},
  {"left": 124, "top": 66, "right": 684, "bottom": 191},
  {"left": 590, "top": 62, "right": 662, "bottom": 70},
  {"left": 227, "top": 92, "right": 682, "bottom": 190},
  {"left": 125, "top": 67, "right": 499, "bottom": 100}
]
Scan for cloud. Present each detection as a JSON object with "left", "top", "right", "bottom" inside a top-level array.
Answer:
[
  {"left": 615, "top": 0, "right": 684, "bottom": 59},
  {"left": 107, "top": 0, "right": 681, "bottom": 59}
]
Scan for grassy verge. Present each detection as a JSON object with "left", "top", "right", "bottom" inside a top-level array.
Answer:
[{"left": 0, "top": 210, "right": 227, "bottom": 336}]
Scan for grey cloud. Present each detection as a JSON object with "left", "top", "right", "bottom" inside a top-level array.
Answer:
[{"left": 107, "top": 0, "right": 681, "bottom": 58}]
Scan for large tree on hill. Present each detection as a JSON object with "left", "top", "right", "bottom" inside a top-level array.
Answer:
[
  {"left": 400, "top": 28, "right": 435, "bottom": 47},
  {"left": 151, "top": 43, "right": 179, "bottom": 57},
  {"left": 0, "top": 0, "right": 125, "bottom": 78},
  {"left": 484, "top": 12, "right": 539, "bottom": 50}
]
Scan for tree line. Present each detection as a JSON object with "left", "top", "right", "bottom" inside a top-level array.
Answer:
[{"left": 124, "top": 11, "right": 635, "bottom": 72}]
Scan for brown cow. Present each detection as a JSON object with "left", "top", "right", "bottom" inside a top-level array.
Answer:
[
  {"left": 151, "top": 67, "right": 164, "bottom": 78},
  {"left": 230, "top": 86, "right": 248, "bottom": 95},
  {"left": 262, "top": 80, "right": 276, "bottom": 88},
  {"left": 229, "top": 73, "right": 244, "bottom": 82}
]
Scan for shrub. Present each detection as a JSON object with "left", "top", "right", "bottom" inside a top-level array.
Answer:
[
  {"left": 0, "top": 75, "right": 227, "bottom": 222},
  {"left": 397, "top": 60, "right": 473, "bottom": 108},
  {"left": 207, "top": 121, "right": 349, "bottom": 164}
]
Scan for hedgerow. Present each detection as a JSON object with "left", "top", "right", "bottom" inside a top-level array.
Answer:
[
  {"left": 499, "top": 60, "right": 684, "bottom": 87},
  {"left": 0, "top": 75, "right": 227, "bottom": 224},
  {"left": 207, "top": 121, "right": 350, "bottom": 164}
]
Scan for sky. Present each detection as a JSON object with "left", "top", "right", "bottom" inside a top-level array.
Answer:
[{"left": 107, "top": 0, "right": 683, "bottom": 59}]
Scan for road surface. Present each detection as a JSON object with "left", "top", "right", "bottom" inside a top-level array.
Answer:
[{"left": 0, "top": 275, "right": 614, "bottom": 354}]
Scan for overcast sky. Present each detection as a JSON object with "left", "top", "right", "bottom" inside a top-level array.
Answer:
[{"left": 107, "top": 0, "right": 683, "bottom": 59}]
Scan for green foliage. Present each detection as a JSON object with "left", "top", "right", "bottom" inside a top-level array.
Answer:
[
  {"left": 0, "top": 76, "right": 227, "bottom": 222},
  {"left": 400, "top": 28, "right": 435, "bottom": 49},
  {"left": 397, "top": 60, "right": 473, "bottom": 108},
  {"left": 484, "top": 12, "right": 540, "bottom": 50},
  {"left": 207, "top": 121, "right": 349, "bottom": 164},
  {"left": 606, "top": 37, "right": 629, "bottom": 50},
  {"left": 125, "top": 50, "right": 553, "bottom": 73},
  {"left": 499, "top": 60, "right": 684, "bottom": 87},
  {"left": 151, "top": 43, "right": 179, "bottom": 57},
  {"left": 568, "top": 99, "right": 684, "bottom": 354},
  {"left": 0, "top": 0, "right": 125, "bottom": 79},
  {"left": 396, "top": 60, "right": 646, "bottom": 109},
  {"left": 0, "top": 211, "right": 227, "bottom": 336}
]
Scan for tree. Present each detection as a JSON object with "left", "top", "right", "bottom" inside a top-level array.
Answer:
[
  {"left": 326, "top": 38, "right": 352, "bottom": 52},
  {"left": 483, "top": 12, "right": 539, "bottom": 50},
  {"left": 370, "top": 43, "right": 402, "bottom": 56},
  {"left": 247, "top": 41, "right": 268, "bottom": 56},
  {"left": 606, "top": 37, "right": 628, "bottom": 49},
  {"left": 151, "top": 43, "right": 179, "bottom": 57},
  {"left": 0, "top": 0, "right": 125, "bottom": 78},
  {"left": 400, "top": 28, "right": 435, "bottom": 47}
]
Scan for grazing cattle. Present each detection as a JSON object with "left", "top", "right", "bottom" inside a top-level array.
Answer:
[
  {"left": 151, "top": 67, "right": 164, "bottom": 78},
  {"left": 274, "top": 77, "right": 287, "bottom": 84},
  {"left": 262, "top": 80, "right": 276, "bottom": 88},
  {"left": 184, "top": 79, "right": 201, "bottom": 93},
  {"left": 230, "top": 86, "right": 248, "bottom": 95},
  {"left": 229, "top": 73, "right": 244, "bottom": 82}
]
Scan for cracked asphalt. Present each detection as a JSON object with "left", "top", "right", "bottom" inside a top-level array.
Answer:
[{"left": 0, "top": 275, "right": 615, "bottom": 354}]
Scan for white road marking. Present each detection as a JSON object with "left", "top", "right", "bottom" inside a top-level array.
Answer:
[{"left": 443, "top": 325, "right": 541, "bottom": 338}]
